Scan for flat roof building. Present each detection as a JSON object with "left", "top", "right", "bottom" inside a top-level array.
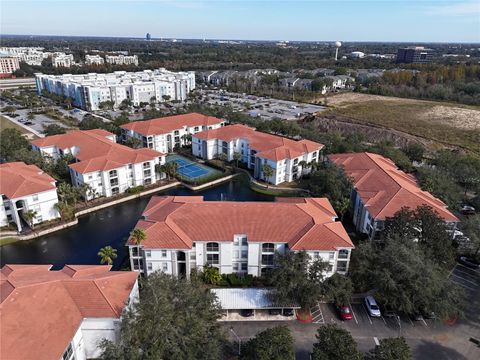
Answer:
[{"left": 396, "top": 46, "right": 433, "bottom": 64}]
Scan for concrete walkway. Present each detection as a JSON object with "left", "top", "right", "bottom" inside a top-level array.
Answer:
[{"left": 236, "top": 168, "right": 310, "bottom": 194}]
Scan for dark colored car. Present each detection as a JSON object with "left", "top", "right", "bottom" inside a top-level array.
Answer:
[
  {"left": 240, "top": 309, "right": 254, "bottom": 317},
  {"left": 460, "top": 205, "right": 476, "bottom": 215},
  {"left": 458, "top": 256, "right": 480, "bottom": 269},
  {"left": 381, "top": 306, "right": 397, "bottom": 318},
  {"left": 24, "top": 121, "right": 33, "bottom": 125},
  {"left": 268, "top": 309, "right": 281, "bottom": 315},
  {"left": 335, "top": 305, "right": 353, "bottom": 321},
  {"left": 282, "top": 308, "right": 294, "bottom": 317}
]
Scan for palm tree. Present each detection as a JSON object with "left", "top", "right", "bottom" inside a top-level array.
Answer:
[
  {"left": 334, "top": 197, "right": 350, "bottom": 222},
  {"left": 130, "top": 228, "right": 147, "bottom": 245},
  {"left": 54, "top": 201, "right": 75, "bottom": 221},
  {"left": 262, "top": 164, "right": 274, "bottom": 184},
  {"left": 298, "top": 160, "right": 309, "bottom": 178},
  {"left": 218, "top": 153, "right": 228, "bottom": 170},
  {"left": 27, "top": 112, "right": 35, "bottom": 121},
  {"left": 79, "top": 183, "right": 93, "bottom": 204},
  {"left": 23, "top": 210, "right": 37, "bottom": 229},
  {"left": 166, "top": 162, "right": 178, "bottom": 179},
  {"left": 97, "top": 246, "right": 118, "bottom": 265},
  {"left": 233, "top": 152, "right": 241, "bottom": 168}
]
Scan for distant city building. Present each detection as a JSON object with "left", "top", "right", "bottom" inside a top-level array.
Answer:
[
  {"left": 0, "top": 162, "right": 60, "bottom": 232},
  {"left": 0, "top": 55, "right": 20, "bottom": 75},
  {"left": 396, "top": 46, "right": 433, "bottom": 64},
  {"left": 31, "top": 129, "right": 166, "bottom": 199},
  {"left": 350, "top": 51, "right": 365, "bottom": 58},
  {"left": 85, "top": 54, "right": 104, "bottom": 65},
  {"left": 127, "top": 196, "right": 354, "bottom": 277},
  {"left": 192, "top": 124, "right": 324, "bottom": 185},
  {"left": 105, "top": 54, "right": 139, "bottom": 66},
  {"left": 146, "top": 32, "right": 152, "bottom": 41},
  {"left": 35, "top": 68, "right": 196, "bottom": 111},
  {"left": 0, "top": 47, "right": 48, "bottom": 66},
  {"left": 52, "top": 52, "right": 74, "bottom": 68},
  {"left": 0, "top": 264, "right": 138, "bottom": 360}
]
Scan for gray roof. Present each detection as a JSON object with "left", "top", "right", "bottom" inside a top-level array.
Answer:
[{"left": 211, "top": 288, "right": 300, "bottom": 310}]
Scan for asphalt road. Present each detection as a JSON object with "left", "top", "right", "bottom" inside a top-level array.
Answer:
[{"left": 224, "top": 262, "right": 480, "bottom": 360}]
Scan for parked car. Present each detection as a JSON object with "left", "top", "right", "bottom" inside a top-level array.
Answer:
[
  {"left": 24, "top": 121, "right": 33, "bottom": 125},
  {"left": 364, "top": 296, "right": 381, "bottom": 317},
  {"left": 240, "top": 309, "right": 254, "bottom": 317},
  {"left": 282, "top": 308, "right": 294, "bottom": 317},
  {"left": 268, "top": 309, "right": 281, "bottom": 316},
  {"left": 460, "top": 205, "right": 476, "bottom": 215},
  {"left": 458, "top": 256, "right": 480, "bottom": 269},
  {"left": 380, "top": 305, "right": 397, "bottom": 318},
  {"left": 335, "top": 305, "right": 353, "bottom": 321}
]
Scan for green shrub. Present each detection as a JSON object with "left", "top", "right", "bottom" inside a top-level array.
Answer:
[{"left": 127, "top": 185, "right": 145, "bottom": 194}]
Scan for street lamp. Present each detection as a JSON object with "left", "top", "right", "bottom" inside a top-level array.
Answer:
[{"left": 230, "top": 327, "right": 241, "bottom": 355}]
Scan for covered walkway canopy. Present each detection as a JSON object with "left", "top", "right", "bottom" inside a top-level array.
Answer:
[{"left": 211, "top": 288, "right": 300, "bottom": 310}]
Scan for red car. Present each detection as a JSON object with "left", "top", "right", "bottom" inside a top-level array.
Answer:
[{"left": 336, "top": 305, "right": 353, "bottom": 321}]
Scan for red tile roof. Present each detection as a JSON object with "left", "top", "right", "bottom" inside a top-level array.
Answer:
[
  {"left": 328, "top": 152, "right": 459, "bottom": 222},
  {"left": 128, "top": 196, "right": 353, "bottom": 251},
  {"left": 193, "top": 124, "right": 323, "bottom": 161},
  {"left": 32, "top": 129, "right": 164, "bottom": 174},
  {"left": 120, "top": 112, "right": 225, "bottom": 136},
  {"left": 0, "top": 162, "right": 56, "bottom": 198},
  {"left": 0, "top": 265, "right": 138, "bottom": 360}
]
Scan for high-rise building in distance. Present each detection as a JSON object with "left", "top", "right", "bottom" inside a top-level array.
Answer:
[
  {"left": 396, "top": 46, "right": 433, "bottom": 64},
  {"left": 146, "top": 33, "right": 151, "bottom": 41}
]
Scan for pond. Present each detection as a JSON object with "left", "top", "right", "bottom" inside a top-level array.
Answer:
[{"left": 0, "top": 179, "right": 274, "bottom": 269}]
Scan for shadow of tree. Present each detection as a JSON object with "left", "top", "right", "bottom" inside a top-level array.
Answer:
[{"left": 413, "top": 339, "right": 469, "bottom": 360}]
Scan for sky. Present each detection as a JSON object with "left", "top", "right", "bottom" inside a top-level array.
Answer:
[{"left": 1, "top": 0, "right": 479, "bottom": 42}]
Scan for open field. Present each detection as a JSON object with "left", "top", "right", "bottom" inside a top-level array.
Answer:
[
  {"left": 0, "top": 115, "right": 38, "bottom": 139},
  {"left": 326, "top": 93, "right": 480, "bottom": 154}
]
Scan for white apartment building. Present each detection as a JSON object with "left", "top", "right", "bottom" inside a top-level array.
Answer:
[
  {"left": 192, "top": 124, "right": 324, "bottom": 185},
  {"left": 0, "top": 264, "right": 139, "bottom": 360},
  {"left": 329, "top": 152, "right": 459, "bottom": 240},
  {"left": 52, "top": 52, "right": 74, "bottom": 68},
  {"left": 35, "top": 68, "right": 196, "bottom": 111},
  {"left": 105, "top": 54, "right": 139, "bottom": 66},
  {"left": 0, "top": 55, "right": 20, "bottom": 75},
  {"left": 31, "top": 129, "right": 166, "bottom": 199},
  {"left": 85, "top": 54, "right": 105, "bottom": 65},
  {"left": 128, "top": 196, "right": 354, "bottom": 278},
  {"left": 0, "top": 162, "right": 60, "bottom": 232},
  {"left": 121, "top": 112, "right": 226, "bottom": 153}
]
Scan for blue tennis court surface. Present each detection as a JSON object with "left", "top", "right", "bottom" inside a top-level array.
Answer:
[{"left": 166, "top": 154, "right": 221, "bottom": 181}]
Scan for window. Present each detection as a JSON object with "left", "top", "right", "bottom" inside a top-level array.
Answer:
[
  {"left": 128, "top": 164, "right": 133, "bottom": 169},
  {"left": 313, "top": 252, "right": 320, "bottom": 259},
  {"left": 233, "top": 263, "right": 239, "bottom": 271},
  {"left": 194, "top": 126, "right": 199, "bottom": 131},
  {"left": 144, "top": 178, "right": 152, "bottom": 185},
  {"left": 147, "top": 262, "right": 153, "bottom": 271},
  {"left": 241, "top": 250, "right": 248, "bottom": 259},
  {"left": 162, "top": 263, "right": 168, "bottom": 271},
  {"left": 88, "top": 175, "right": 93, "bottom": 180},
  {"left": 233, "top": 250, "right": 239, "bottom": 259},
  {"left": 131, "top": 247, "right": 139, "bottom": 257},
  {"left": 190, "top": 251, "right": 196, "bottom": 260},
  {"left": 312, "top": 151, "right": 317, "bottom": 158},
  {"left": 110, "top": 178, "right": 119, "bottom": 186},
  {"left": 143, "top": 162, "right": 150, "bottom": 169},
  {"left": 241, "top": 263, "right": 248, "bottom": 271},
  {"left": 32, "top": 194, "right": 38, "bottom": 202},
  {"left": 161, "top": 250, "right": 167, "bottom": 257},
  {"left": 337, "top": 261, "right": 348, "bottom": 272},
  {"left": 174, "top": 130, "right": 179, "bottom": 135},
  {"left": 262, "top": 243, "right": 275, "bottom": 253},
  {"left": 62, "top": 343, "right": 74, "bottom": 360},
  {"left": 207, "top": 253, "right": 219, "bottom": 265},
  {"left": 241, "top": 237, "right": 248, "bottom": 246},
  {"left": 206, "top": 242, "right": 219, "bottom": 252},
  {"left": 262, "top": 254, "right": 274, "bottom": 266},
  {"left": 329, "top": 252, "right": 335, "bottom": 260},
  {"left": 338, "top": 249, "right": 349, "bottom": 259},
  {"left": 145, "top": 250, "right": 151, "bottom": 258},
  {"left": 144, "top": 169, "right": 151, "bottom": 177},
  {"left": 111, "top": 187, "right": 119, "bottom": 195},
  {"left": 109, "top": 170, "right": 118, "bottom": 177}
]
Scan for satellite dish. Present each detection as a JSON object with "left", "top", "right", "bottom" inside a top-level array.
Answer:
[{"left": 335, "top": 41, "right": 342, "bottom": 48}]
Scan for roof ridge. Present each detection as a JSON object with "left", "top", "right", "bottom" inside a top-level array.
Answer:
[{"left": 92, "top": 278, "right": 121, "bottom": 317}]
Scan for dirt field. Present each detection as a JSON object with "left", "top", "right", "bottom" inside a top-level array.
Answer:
[{"left": 324, "top": 93, "right": 480, "bottom": 154}]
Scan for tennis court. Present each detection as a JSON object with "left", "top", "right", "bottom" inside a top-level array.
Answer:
[{"left": 166, "top": 154, "right": 222, "bottom": 182}]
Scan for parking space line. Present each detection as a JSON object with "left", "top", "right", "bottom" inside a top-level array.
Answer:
[
  {"left": 453, "top": 268, "right": 480, "bottom": 281},
  {"left": 456, "top": 263, "right": 480, "bottom": 274},
  {"left": 362, "top": 304, "right": 373, "bottom": 325},
  {"left": 421, "top": 319, "right": 428, "bottom": 327},
  {"left": 380, "top": 315, "right": 387, "bottom": 325},
  {"left": 349, "top": 303, "right": 359, "bottom": 325},
  {"left": 450, "top": 273, "right": 479, "bottom": 287},
  {"left": 450, "top": 279, "right": 478, "bottom": 291}
]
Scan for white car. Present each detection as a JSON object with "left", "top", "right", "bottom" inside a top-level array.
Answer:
[{"left": 364, "top": 296, "right": 381, "bottom": 317}]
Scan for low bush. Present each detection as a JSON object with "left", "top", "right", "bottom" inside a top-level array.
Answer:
[{"left": 127, "top": 185, "right": 145, "bottom": 194}]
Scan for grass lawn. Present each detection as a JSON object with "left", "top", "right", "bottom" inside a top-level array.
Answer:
[
  {"left": 327, "top": 94, "right": 480, "bottom": 154},
  {"left": 0, "top": 237, "right": 19, "bottom": 246},
  {"left": 0, "top": 115, "right": 38, "bottom": 138}
]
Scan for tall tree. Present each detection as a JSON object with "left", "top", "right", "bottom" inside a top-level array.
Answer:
[
  {"left": 241, "top": 326, "right": 294, "bottom": 360},
  {"left": 99, "top": 272, "right": 224, "bottom": 360},
  {"left": 261, "top": 164, "right": 274, "bottom": 183},
  {"left": 311, "top": 324, "right": 363, "bottom": 360},
  {"left": 97, "top": 246, "right": 118, "bottom": 265},
  {"left": 322, "top": 273, "right": 353, "bottom": 306},
  {"left": 371, "top": 337, "right": 412, "bottom": 360},
  {"left": 23, "top": 210, "right": 37, "bottom": 229},
  {"left": 130, "top": 228, "right": 147, "bottom": 245},
  {"left": 269, "top": 251, "right": 328, "bottom": 309},
  {"left": 233, "top": 151, "right": 242, "bottom": 168}
]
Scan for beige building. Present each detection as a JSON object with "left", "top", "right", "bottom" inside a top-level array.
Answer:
[{"left": 0, "top": 55, "right": 20, "bottom": 75}]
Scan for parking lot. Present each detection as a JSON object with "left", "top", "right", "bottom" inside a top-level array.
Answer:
[
  {"left": 200, "top": 89, "right": 326, "bottom": 121},
  {"left": 225, "top": 261, "right": 480, "bottom": 359}
]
